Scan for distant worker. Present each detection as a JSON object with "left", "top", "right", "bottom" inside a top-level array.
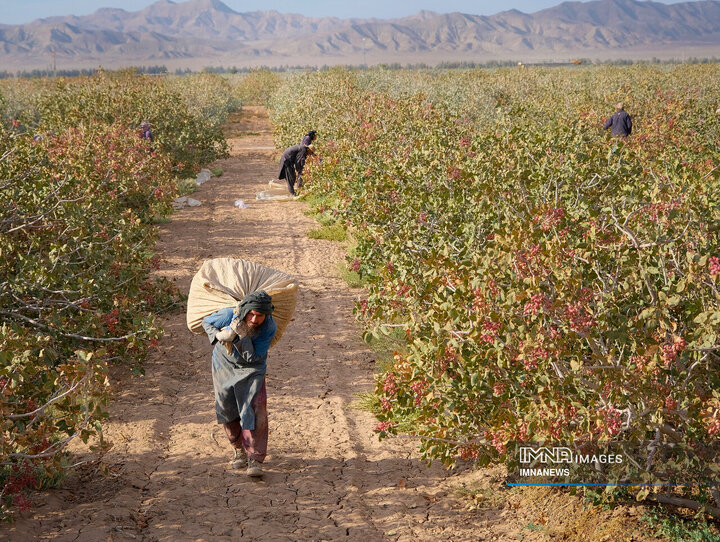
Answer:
[
  {"left": 278, "top": 143, "right": 313, "bottom": 196},
  {"left": 603, "top": 103, "right": 632, "bottom": 138},
  {"left": 139, "top": 120, "right": 154, "bottom": 142},
  {"left": 301, "top": 130, "right": 317, "bottom": 146}
]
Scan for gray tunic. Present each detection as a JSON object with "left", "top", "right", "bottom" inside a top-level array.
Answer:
[{"left": 202, "top": 307, "right": 277, "bottom": 427}]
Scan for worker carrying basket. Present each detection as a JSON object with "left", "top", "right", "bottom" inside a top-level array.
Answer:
[{"left": 187, "top": 257, "right": 298, "bottom": 477}]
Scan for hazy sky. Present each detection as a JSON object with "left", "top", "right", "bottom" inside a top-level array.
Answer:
[{"left": 0, "top": 0, "right": 690, "bottom": 25}]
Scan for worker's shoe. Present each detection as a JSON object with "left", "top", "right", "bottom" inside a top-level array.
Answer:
[
  {"left": 246, "top": 458, "right": 263, "bottom": 477},
  {"left": 229, "top": 448, "right": 246, "bottom": 470}
]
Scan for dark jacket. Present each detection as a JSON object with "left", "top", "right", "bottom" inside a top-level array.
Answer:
[
  {"left": 603, "top": 110, "right": 632, "bottom": 137},
  {"left": 278, "top": 144, "right": 309, "bottom": 179}
]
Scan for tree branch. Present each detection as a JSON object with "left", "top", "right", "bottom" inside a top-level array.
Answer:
[
  {"left": 0, "top": 309, "right": 138, "bottom": 342},
  {"left": 649, "top": 494, "right": 720, "bottom": 520},
  {"left": 7, "top": 377, "right": 86, "bottom": 420}
]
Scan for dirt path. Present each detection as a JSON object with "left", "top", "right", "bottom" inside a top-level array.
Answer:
[{"left": 6, "top": 106, "right": 531, "bottom": 541}]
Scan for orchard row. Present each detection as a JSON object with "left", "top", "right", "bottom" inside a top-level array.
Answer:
[
  {"left": 271, "top": 65, "right": 720, "bottom": 506},
  {"left": 0, "top": 70, "right": 236, "bottom": 518}
]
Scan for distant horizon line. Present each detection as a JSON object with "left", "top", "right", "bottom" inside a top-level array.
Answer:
[{"left": 3, "top": 55, "right": 720, "bottom": 79}]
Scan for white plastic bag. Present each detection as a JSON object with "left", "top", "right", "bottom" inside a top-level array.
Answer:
[
  {"left": 172, "top": 196, "right": 202, "bottom": 209},
  {"left": 256, "top": 180, "right": 296, "bottom": 201},
  {"left": 195, "top": 168, "right": 212, "bottom": 185}
]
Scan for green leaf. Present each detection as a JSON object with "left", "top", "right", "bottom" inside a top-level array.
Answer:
[
  {"left": 639, "top": 307, "right": 655, "bottom": 320},
  {"left": 635, "top": 487, "right": 650, "bottom": 501},
  {"left": 694, "top": 312, "right": 709, "bottom": 325}
]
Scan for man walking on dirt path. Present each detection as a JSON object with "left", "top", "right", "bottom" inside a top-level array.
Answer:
[
  {"left": 603, "top": 102, "right": 632, "bottom": 137},
  {"left": 202, "top": 290, "right": 276, "bottom": 477},
  {"left": 278, "top": 143, "right": 313, "bottom": 196}
]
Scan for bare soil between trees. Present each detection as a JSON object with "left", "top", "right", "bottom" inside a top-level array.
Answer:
[{"left": 3, "top": 107, "right": 665, "bottom": 542}]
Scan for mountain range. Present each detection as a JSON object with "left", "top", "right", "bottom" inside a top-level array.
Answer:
[{"left": 2, "top": 0, "right": 720, "bottom": 71}]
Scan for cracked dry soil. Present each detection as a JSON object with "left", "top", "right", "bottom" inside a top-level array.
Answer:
[{"left": 3, "top": 107, "right": 661, "bottom": 542}]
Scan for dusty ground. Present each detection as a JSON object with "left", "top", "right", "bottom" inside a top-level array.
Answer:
[{"left": 3, "top": 107, "right": 666, "bottom": 542}]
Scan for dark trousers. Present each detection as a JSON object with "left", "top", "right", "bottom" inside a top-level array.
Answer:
[
  {"left": 281, "top": 164, "right": 297, "bottom": 195},
  {"left": 222, "top": 380, "right": 268, "bottom": 462}
]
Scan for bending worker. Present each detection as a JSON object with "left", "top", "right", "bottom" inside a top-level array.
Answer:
[{"left": 278, "top": 143, "right": 313, "bottom": 196}]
